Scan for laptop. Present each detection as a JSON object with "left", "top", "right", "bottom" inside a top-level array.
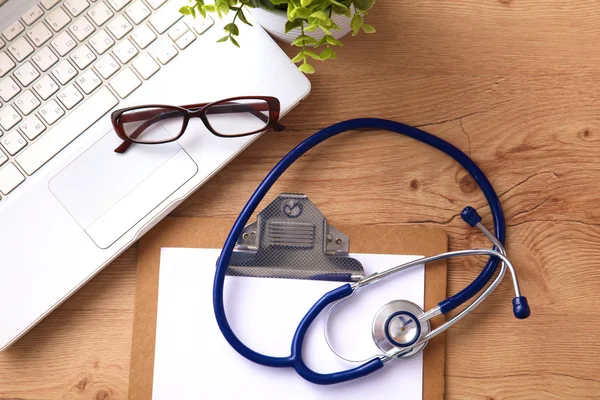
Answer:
[{"left": 0, "top": 0, "right": 310, "bottom": 350}]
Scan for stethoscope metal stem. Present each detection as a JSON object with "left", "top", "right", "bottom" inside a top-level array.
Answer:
[{"left": 476, "top": 221, "right": 521, "bottom": 297}]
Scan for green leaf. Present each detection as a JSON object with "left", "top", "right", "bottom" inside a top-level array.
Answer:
[
  {"left": 319, "top": 26, "right": 331, "bottom": 35},
  {"left": 198, "top": 6, "right": 207, "bottom": 18},
  {"left": 315, "top": 35, "right": 328, "bottom": 47},
  {"left": 319, "top": 47, "right": 333, "bottom": 60},
  {"left": 304, "top": 24, "right": 319, "bottom": 32},
  {"left": 330, "top": 0, "right": 348, "bottom": 10},
  {"left": 285, "top": 19, "right": 303, "bottom": 33},
  {"left": 361, "top": 23, "right": 376, "bottom": 33},
  {"left": 310, "top": 11, "right": 327, "bottom": 20},
  {"left": 291, "top": 51, "right": 305, "bottom": 63},
  {"left": 189, "top": 6, "right": 196, "bottom": 18},
  {"left": 350, "top": 13, "right": 363, "bottom": 31},
  {"left": 291, "top": 34, "right": 317, "bottom": 46},
  {"left": 303, "top": 50, "right": 321, "bottom": 60},
  {"left": 179, "top": 6, "right": 192, "bottom": 15},
  {"left": 301, "top": 0, "right": 311, "bottom": 6},
  {"left": 298, "top": 62, "right": 315, "bottom": 74},
  {"left": 224, "top": 22, "right": 239, "bottom": 35},
  {"left": 294, "top": 7, "right": 311, "bottom": 19},
  {"left": 217, "top": 35, "right": 229, "bottom": 42},
  {"left": 325, "top": 35, "right": 343, "bottom": 46},
  {"left": 353, "top": 0, "right": 375, "bottom": 11},
  {"left": 219, "top": 1, "right": 230, "bottom": 14},
  {"left": 237, "top": 10, "right": 253, "bottom": 26},
  {"left": 202, "top": 4, "right": 216, "bottom": 12},
  {"left": 230, "top": 36, "right": 240, "bottom": 47}
]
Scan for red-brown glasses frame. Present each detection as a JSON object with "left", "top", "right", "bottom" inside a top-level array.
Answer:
[{"left": 111, "top": 96, "right": 284, "bottom": 153}]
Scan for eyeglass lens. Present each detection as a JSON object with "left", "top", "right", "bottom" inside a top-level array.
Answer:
[
  {"left": 204, "top": 99, "right": 270, "bottom": 136},
  {"left": 119, "top": 106, "right": 186, "bottom": 143}
]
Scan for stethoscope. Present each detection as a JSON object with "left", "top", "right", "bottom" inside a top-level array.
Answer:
[{"left": 214, "top": 118, "right": 530, "bottom": 385}]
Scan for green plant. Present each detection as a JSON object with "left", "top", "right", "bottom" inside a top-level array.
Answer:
[{"left": 180, "top": 0, "right": 376, "bottom": 74}]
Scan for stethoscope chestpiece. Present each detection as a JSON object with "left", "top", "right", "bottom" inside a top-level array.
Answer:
[{"left": 372, "top": 300, "right": 430, "bottom": 359}]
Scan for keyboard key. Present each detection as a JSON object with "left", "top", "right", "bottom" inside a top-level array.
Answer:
[
  {"left": 46, "top": 7, "right": 72, "bottom": 32},
  {"left": 33, "top": 75, "right": 60, "bottom": 100},
  {"left": 75, "top": 69, "right": 101, "bottom": 93},
  {"left": 175, "top": 30, "right": 195, "bottom": 50},
  {"left": 32, "top": 46, "right": 59, "bottom": 71},
  {"left": 38, "top": 99, "right": 64, "bottom": 124},
  {"left": 188, "top": 15, "right": 214, "bottom": 35},
  {"left": 22, "top": 5, "right": 45, "bottom": 26},
  {"left": 88, "top": 1, "right": 114, "bottom": 26},
  {"left": 14, "top": 61, "right": 40, "bottom": 86},
  {"left": 64, "top": 0, "right": 90, "bottom": 17},
  {"left": 8, "top": 37, "right": 35, "bottom": 62},
  {"left": 107, "top": 14, "right": 133, "bottom": 39},
  {"left": 0, "top": 105, "right": 21, "bottom": 130},
  {"left": 0, "top": 76, "right": 21, "bottom": 102},
  {"left": 57, "top": 84, "right": 84, "bottom": 109},
  {"left": 15, "top": 90, "right": 41, "bottom": 115},
  {"left": 0, "top": 52, "right": 16, "bottom": 77},
  {"left": 0, "top": 38, "right": 4, "bottom": 49},
  {"left": 1, "top": 130, "right": 27, "bottom": 155},
  {"left": 168, "top": 20, "right": 188, "bottom": 41},
  {"left": 89, "top": 29, "right": 114, "bottom": 54},
  {"left": 109, "top": 67, "right": 141, "bottom": 98},
  {"left": 132, "top": 51, "right": 159, "bottom": 79},
  {"left": 106, "top": 0, "right": 131, "bottom": 11},
  {"left": 51, "top": 59, "right": 77, "bottom": 84},
  {"left": 19, "top": 115, "right": 46, "bottom": 140},
  {"left": 126, "top": 0, "right": 151, "bottom": 24},
  {"left": 149, "top": 3, "right": 183, "bottom": 34},
  {"left": 131, "top": 24, "right": 156, "bottom": 49},
  {"left": 17, "top": 87, "right": 118, "bottom": 175},
  {"left": 26, "top": 22, "right": 54, "bottom": 47},
  {"left": 94, "top": 53, "right": 119, "bottom": 78},
  {"left": 69, "top": 16, "right": 96, "bottom": 41},
  {"left": 2, "top": 21, "right": 25, "bottom": 41},
  {"left": 113, "top": 38, "right": 138, "bottom": 63},
  {"left": 70, "top": 44, "right": 96, "bottom": 69},
  {"left": 150, "top": 39, "right": 177, "bottom": 64},
  {"left": 41, "top": 0, "right": 62, "bottom": 10},
  {"left": 0, "top": 163, "right": 25, "bottom": 195},
  {"left": 0, "top": 150, "right": 7, "bottom": 167},
  {"left": 146, "top": 0, "right": 167, "bottom": 9},
  {"left": 50, "top": 31, "right": 76, "bottom": 56}
]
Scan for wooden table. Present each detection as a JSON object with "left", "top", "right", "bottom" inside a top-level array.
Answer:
[{"left": 2, "top": 0, "right": 600, "bottom": 398}]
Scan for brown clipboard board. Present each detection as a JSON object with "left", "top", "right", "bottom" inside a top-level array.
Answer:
[{"left": 128, "top": 216, "right": 448, "bottom": 400}]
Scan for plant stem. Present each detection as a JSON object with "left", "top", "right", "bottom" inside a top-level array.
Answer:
[{"left": 300, "top": 20, "right": 307, "bottom": 64}]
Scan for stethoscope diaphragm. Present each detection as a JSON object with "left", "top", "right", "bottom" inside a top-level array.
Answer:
[{"left": 372, "top": 300, "right": 430, "bottom": 358}]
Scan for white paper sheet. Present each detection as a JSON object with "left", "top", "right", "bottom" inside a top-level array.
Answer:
[{"left": 152, "top": 248, "right": 425, "bottom": 400}]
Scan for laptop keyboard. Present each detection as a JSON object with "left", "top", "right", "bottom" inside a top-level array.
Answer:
[{"left": 0, "top": 0, "right": 214, "bottom": 198}]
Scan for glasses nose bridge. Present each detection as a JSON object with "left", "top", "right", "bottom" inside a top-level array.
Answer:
[{"left": 188, "top": 107, "right": 206, "bottom": 118}]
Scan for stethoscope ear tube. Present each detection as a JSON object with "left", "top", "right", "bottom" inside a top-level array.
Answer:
[{"left": 213, "top": 118, "right": 528, "bottom": 385}]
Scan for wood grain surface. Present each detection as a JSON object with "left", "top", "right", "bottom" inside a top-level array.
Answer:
[{"left": 2, "top": 0, "right": 599, "bottom": 398}]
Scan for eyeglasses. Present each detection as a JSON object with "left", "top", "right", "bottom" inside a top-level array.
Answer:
[{"left": 111, "top": 96, "right": 285, "bottom": 153}]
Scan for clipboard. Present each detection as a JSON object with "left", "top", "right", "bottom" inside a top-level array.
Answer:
[{"left": 127, "top": 216, "right": 448, "bottom": 399}]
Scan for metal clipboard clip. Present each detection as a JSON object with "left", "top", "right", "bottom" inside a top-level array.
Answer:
[{"left": 228, "top": 193, "right": 365, "bottom": 282}]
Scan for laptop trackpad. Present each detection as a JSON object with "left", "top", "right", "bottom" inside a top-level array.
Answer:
[{"left": 49, "top": 127, "right": 198, "bottom": 249}]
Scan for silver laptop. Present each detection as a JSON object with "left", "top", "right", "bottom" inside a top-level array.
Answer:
[{"left": 0, "top": 0, "right": 310, "bottom": 350}]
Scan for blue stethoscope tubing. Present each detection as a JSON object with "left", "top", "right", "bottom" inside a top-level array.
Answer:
[{"left": 214, "top": 118, "right": 510, "bottom": 384}]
